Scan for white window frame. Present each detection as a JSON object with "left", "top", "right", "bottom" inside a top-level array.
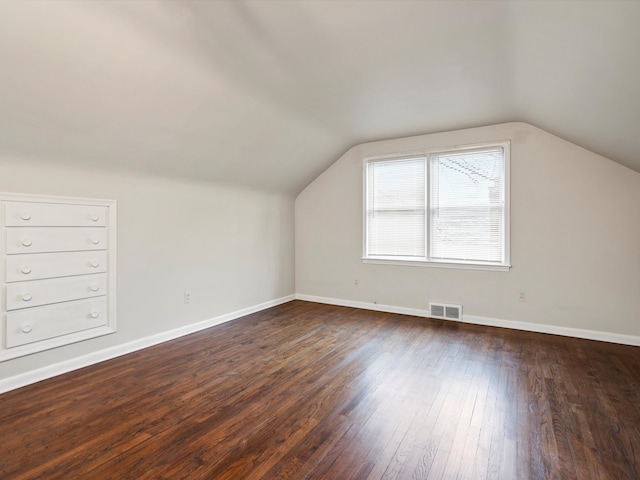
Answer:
[{"left": 362, "top": 141, "right": 511, "bottom": 272}]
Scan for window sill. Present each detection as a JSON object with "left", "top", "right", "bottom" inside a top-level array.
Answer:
[{"left": 362, "top": 257, "right": 511, "bottom": 272}]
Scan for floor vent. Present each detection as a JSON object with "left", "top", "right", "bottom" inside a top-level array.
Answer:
[{"left": 429, "top": 302, "right": 462, "bottom": 321}]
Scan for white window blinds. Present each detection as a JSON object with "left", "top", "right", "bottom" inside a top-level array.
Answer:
[
  {"left": 366, "top": 157, "right": 426, "bottom": 257},
  {"left": 429, "top": 148, "right": 505, "bottom": 263},
  {"left": 364, "top": 142, "right": 509, "bottom": 269}
]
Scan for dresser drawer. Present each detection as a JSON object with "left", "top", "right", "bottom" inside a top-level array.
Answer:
[
  {"left": 6, "top": 227, "right": 107, "bottom": 254},
  {"left": 5, "top": 251, "right": 108, "bottom": 282},
  {"left": 5, "top": 297, "right": 108, "bottom": 348},
  {"left": 4, "top": 202, "right": 108, "bottom": 227},
  {"left": 5, "top": 274, "right": 107, "bottom": 311}
]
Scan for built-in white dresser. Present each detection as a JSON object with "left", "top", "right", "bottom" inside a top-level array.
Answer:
[{"left": 0, "top": 193, "right": 116, "bottom": 360}]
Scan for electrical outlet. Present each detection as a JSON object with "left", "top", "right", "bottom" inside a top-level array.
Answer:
[
  {"left": 519, "top": 291, "right": 526, "bottom": 302},
  {"left": 354, "top": 279, "right": 359, "bottom": 287},
  {"left": 184, "top": 290, "right": 191, "bottom": 304}
]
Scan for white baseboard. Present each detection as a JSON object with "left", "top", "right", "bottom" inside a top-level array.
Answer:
[
  {"left": 0, "top": 294, "right": 295, "bottom": 394},
  {"left": 4, "top": 292, "right": 638, "bottom": 394},
  {"left": 296, "top": 293, "right": 640, "bottom": 347}
]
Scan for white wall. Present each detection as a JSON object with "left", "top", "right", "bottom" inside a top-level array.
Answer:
[
  {"left": 0, "top": 156, "right": 295, "bottom": 381},
  {"left": 296, "top": 122, "right": 640, "bottom": 340}
]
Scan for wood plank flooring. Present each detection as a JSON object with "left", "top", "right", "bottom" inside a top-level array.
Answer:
[{"left": 1, "top": 300, "right": 640, "bottom": 479}]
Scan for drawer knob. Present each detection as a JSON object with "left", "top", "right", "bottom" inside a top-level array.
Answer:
[
  {"left": 90, "top": 284, "right": 100, "bottom": 292},
  {"left": 90, "top": 236, "right": 100, "bottom": 245},
  {"left": 20, "top": 212, "right": 31, "bottom": 221},
  {"left": 22, "top": 293, "right": 32, "bottom": 302},
  {"left": 90, "top": 311, "right": 100, "bottom": 319},
  {"left": 22, "top": 239, "right": 33, "bottom": 247},
  {"left": 91, "top": 214, "right": 100, "bottom": 222},
  {"left": 21, "top": 325, "right": 32, "bottom": 334},
  {"left": 90, "top": 260, "right": 100, "bottom": 268},
  {"left": 21, "top": 266, "right": 32, "bottom": 275}
]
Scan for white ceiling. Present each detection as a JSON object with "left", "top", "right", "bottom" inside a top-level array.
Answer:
[{"left": 1, "top": 0, "right": 639, "bottom": 194}]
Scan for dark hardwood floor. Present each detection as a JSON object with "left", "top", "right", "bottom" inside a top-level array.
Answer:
[{"left": 1, "top": 300, "right": 640, "bottom": 479}]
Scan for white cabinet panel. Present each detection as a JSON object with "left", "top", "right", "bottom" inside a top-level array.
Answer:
[
  {"left": 4, "top": 202, "right": 107, "bottom": 227},
  {"left": 5, "top": 227, "right": 107, "bottom": 254},
  {"left": 5, "top": 274, "right": 107, "bottom": 310},
  {"left": 6, "top": 297, "right": 108, "bottom": 348},
  {"left": 1, "top": 193, "right": 116, "bottom": 360},
  {"left": 5, "top": 251, "right": 108, "bottom": 282}
]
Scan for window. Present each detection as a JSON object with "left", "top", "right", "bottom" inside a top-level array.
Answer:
[{"left": 364, "top": 142, "right": 510, "bottom": 271}]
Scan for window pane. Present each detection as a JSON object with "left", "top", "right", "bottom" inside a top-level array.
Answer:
[
  {"left": 429, "top": 149, "right": 504, "bottom": 263},
  {"left": 367, "top": 158, "right": 426, "bottom": 257}
]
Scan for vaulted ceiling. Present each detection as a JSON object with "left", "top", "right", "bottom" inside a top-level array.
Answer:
[{"left": 0, "top": 1, "right": 638, "bottom": 194}]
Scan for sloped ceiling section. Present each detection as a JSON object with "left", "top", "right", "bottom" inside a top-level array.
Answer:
[{"left": 0, "top": 1, "right": 639, "bottom": 194}]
